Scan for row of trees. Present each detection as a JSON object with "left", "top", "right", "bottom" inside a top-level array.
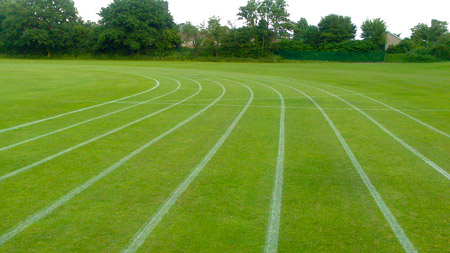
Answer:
[
  {"left": 0, "top": 0, "right": 180, "bottom": 56},
  {"left": 388, "top": 20, "right": 450, "bottom": 61},
  {"left": 0, "top": 0, "right": 448, "bottom": 61}
]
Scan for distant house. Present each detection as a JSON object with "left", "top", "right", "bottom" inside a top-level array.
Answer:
[{"left": 385, "top": 32, "right": 402, "bottom": 50}]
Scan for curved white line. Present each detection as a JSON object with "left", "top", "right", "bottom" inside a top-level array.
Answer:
[
  {"left": 0, "top": 79, "right": 199, "bottom": 183},
  {"left": 267, "top": 80, "right": 417, "bottom": 253},
  {"left": 0, "top": 75, "right": 160, "bottom": 134},
  {"left": 308, "top": 81, "right": 450, "bottom": 138},
  {"left": 0, "top": 78, "right": 181, "bottom": 152},
  {"left": 292, "top": 81, "right": 450, "bottom": 181},
  {"left": 124, "top": 79, "right": 252, "bottom": 253},
  {"left": 0, "top": 78, "right": 218, "bottom": 246}
]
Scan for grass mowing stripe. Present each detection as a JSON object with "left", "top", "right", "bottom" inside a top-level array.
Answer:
[
  {"left": 123, "top": 79, "right": 252, "bottom": 253},
  {"left": 267, "top": 80, "right": 417, "bottom": 253},
  {"left": 311, "top": 81, "right": 450, "bottom": 138},
  {"left": 0, "top": 75, "right": 160, "bottom": 134},
  {"left": 0, "top": 79, "right": 181, "bottom": 152},
  {"left": 242, "top": 80, "right": 285, "bottom": 253},
  {"left": 293, "top": 82, "right": 450, "bottom": 181},
  {"left": 0, "top": 80, "right": 226, "bottom": 247},
  {"left": 0, "top": 79, "right": 201, "bottom": 183}
]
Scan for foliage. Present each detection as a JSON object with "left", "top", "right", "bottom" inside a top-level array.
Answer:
[
  {"left": 385, "top": 54, "right": 408, "bottom": 63},
  {"left": 407, "top": 47, "right": 439, "bottom": 62},
  {"left": 237, "top": 0, "right": 291, "bottom": 54},
  {"left": 0, "top": 0, "right": 448, "bottom": 62},
  {"left": 387, "top": 38, "right": 412, "bottom": 54},
  {"left": 361, "top": 18, "right": 387, "bottom": 47},
  {"left": 0, "top": 0, "right": 79, "bottom": 56},
  {"left": 318, "top": 14, "right": 356, "bottom": 44},
  {"left": 319, "top": 40, "right": 381, "bottom": 52},
  {"left": 408, "top": 19, "right": 450, "bottom": 61},
  {"left": 293, "top": 18, "right": 309, "bottom": 41},
  {"left": 96, "top": 0, "right": 181, "bottom": 55}
]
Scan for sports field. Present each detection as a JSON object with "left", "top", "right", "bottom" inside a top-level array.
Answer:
[{"left": 0, "top": 59, "right": 449, "bottom": 252}]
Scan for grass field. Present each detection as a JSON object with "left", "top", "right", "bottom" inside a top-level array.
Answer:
[{"left": 0, "top": 59, "right": 449, "bottom": 252}]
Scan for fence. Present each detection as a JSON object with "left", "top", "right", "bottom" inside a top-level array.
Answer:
[{"left": 277, "top": 50, "right": 386, "bottom": 62}]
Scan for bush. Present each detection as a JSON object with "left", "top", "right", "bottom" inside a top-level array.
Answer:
[
  {"left": 407, "top": 47, "right": 439, "bottom": 62},
  {"left": 273, "top": 39, "right": 313, "bottom": 52},
  {"left": 318, "top": 40, "right": 381, "bottom": 52},
  {"left": 385, "top": 54, "right": 408, "bottom": 63}
]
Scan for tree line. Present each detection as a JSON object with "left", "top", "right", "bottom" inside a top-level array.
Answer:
[{"left": 0, "top": 0, "right": 448, "bottom": 61}]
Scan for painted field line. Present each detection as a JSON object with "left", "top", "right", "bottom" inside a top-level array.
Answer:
[
  {"left": 0, "top": 80, "right": 201, "bottom": 183},
  {"left": 244, "top": 80, "right": 285, "bottom": 253},
  {"left": 308, "top": 80, "right": 450, "bottom": 138},
  {"left": 0, "top": 75, "right": 160, "bottom": 134},
  {"left": 266, "top": 80, "right": 417, "bottom": 253},
  {"left": 0, "top": 80, "right": 225, "bottom": 247},
  {"left": 123, "top": 79, "right": 253, "bottom": 253},
  {"left": 0, "top": 78, "right": 181, "bottom": 152},
  {"left": 293, "top": 82, "right": 450, "bottom": 181},
  {"left": 91, "top": 92, "right": 382, "bottom": 104}
]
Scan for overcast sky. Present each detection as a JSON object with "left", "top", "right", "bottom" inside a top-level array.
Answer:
[{"left": 74, "top": 0, "right": 450, "bottom": 38}]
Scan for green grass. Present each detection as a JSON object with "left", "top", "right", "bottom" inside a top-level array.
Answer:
[{"left": 0, "top": 59, "right": 449, "bottom": 252}]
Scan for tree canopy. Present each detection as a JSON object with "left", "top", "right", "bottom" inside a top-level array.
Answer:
[
  {"left": 361, "top": 18, "right": 387, "bottom": 46},
  {"left": 318, "top": 14, "right": 357, "bottom": 44},
  {"left": 97, "top": 0, "right": 180, "bottom": 55},
  {"left": 0, "top": 0, "right": 79, "bottom": 56},
  {"left": 0, "top": 0, "right": 448, "bottom": 62}
]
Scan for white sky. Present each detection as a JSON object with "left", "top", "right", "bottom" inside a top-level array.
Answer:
[{"left": 74, "top": 0, "right": 450, "bottom": 38}]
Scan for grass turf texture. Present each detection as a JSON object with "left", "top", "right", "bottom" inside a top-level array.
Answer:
[{"left": 0, "top": 59, "right": 449, "bottom": 252}]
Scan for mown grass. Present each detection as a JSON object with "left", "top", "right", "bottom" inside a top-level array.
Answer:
[{"left": 0, "top": 59, "right": 449, "bottom": 252}]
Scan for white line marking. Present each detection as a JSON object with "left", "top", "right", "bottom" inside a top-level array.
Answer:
[
  {"left": 56, "top": 93, "right": 385, "bottom": 104},
  {"left": 0, "top": 78, "right": 181, "bottom": 152},
  {"left": 308, "top": 81, "right": 450, "bottom": 138},
  {"left": 0, "top": 79, "right": 200, "bottom": 183},
  {"left": 0, "top": 75, "right": 160, "bottom": 134},
  {"left": 123, "top": 79, "right": 253, "bottom": 253},
  {"left": 59, "top": 101, "right": 450, "bottom": 112},
  {"left": 244, "top": 81, "right": 285, "bottom": 253},
  {"left": 0, "top": 79, "right": 225, "bottom": 246},
  {"left": 268, "top": 80, "right": 417, "bottom": 253},
  {"left": 294, "top": 82, "right": 450, "bottom": 181}
]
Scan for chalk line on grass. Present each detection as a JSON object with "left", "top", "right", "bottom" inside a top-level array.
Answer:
[
  {"left": 245, "top": 80, "right": 286, "bottom": 253},
  {"left": 257, "top": 79, "right": 417, "bottom": 253},
  {"left": 308, "top": 81, "right": 450, "bottom": 138},
  {"left": 0, "top": 75, "right": 160, "bottom": 134},
  {"left": 0, "top": 78, "right": 182, "bottom": 152},
  {"left": 0, "top": 79, "right": 201, "bottom": 183},
  {"left": 123, "top": 79, "right": 253, "bottom": 253},
  {"left": 0, "top": 79, "right": 226, "bottom": 247},
  {"left": 294, "top": 82, "right": 450, "bottom": 181}
]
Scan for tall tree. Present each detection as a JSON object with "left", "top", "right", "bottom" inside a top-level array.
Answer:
[
  {"left": 0, "top": 0, "right": 79, "bottom": 56},
  {"left": 411, "top": 19, "right": 449, "bottom": 47},
  {"left": 204, "top": 16, "right": 226, "bottom": 57},
  {"left": 293, "top": 18, "right": 309, "bottom": 41},
  {"left": 361, "top": 18, "right": 387, "bottom": 47},
  {"left": 97, "top": 0, "right": 181, "bottom": 55},
  {"left": 237, "top": 0, "right": 291, "bottom": 54},
  {"left": 318, "top": 14, "right": 356, "bottom": 44}
]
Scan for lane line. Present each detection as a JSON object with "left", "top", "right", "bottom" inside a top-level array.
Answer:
[
  {"left": 56, "top": 93, "right": 385, "bottom": 104},
  {"left": 243, "top": 80, "right": 286, "bottom": 253},
  {"left": 0, "top": 78, "right": 181, "bottom": 152},
  {"left": 0, "top": 75, "right": 160, "bottom": 134},
  {"left": 123, "top": 79, "right": 253, "bottom": 253},
  {"left": 265, "top": 80, "right": 417, "bottom": 253},
  {"left": 57, "top": 101, "right": 450, "bottom": 112},
  {"left": 307, "top": 80, "right": 450, "bottom": 138},
  {"left": 290, "top": 81, "right": 450, "bottom": 181},
  {"left": 0, "top": 79, "right": 226, "bottom": 246},
  {"left": 0, "top": 79, "right": 201, "bottom": 183}
]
